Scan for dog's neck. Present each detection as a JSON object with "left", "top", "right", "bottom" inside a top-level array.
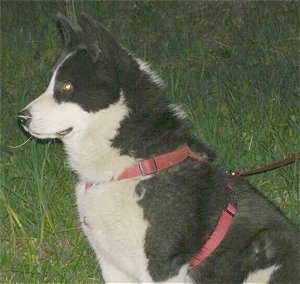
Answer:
[
  {"left": 62, "top": 95, "right": 136, "bottom": 183},
  {"left": 62, "top": 96, "right": 214, "bottom": 183}
]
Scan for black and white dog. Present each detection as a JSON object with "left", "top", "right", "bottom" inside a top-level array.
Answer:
[{"left": 18, "top": 13, "right": 299, "bottom": 283}]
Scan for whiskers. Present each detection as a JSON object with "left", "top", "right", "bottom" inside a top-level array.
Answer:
[{"left": 9, "top": 136, "right": 33, "bottom": 149}]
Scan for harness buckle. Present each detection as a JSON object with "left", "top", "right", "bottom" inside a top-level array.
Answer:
[{"left": 138, "top": 157, "right": 158, "bottom": 176}]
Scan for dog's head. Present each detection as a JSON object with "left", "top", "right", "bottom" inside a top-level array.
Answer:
[{"left": 18, "top": 13, "right": 135, "bottom": 140}]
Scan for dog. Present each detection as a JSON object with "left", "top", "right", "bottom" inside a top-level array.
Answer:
[{"left": 18, "top": 13, "right": 299, "bottom": 283}]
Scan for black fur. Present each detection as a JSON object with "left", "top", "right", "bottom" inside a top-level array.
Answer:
[
  {"left": 54, "top": 50, "right": 120, "bottom": 112},
  {"left": 137, "top": 161, "right": 232, "bottom": 281},
  {"left": 112, "top": 62, "right": 216, "bottom": 160}
]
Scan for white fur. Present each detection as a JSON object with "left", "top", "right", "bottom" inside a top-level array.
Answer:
[
  {"left": 243, "top": 265, "right": 279, "bottom": 284},
  {"left": 62, "top": 94, "right": 135, "bottom": 182},
  {"left": 169, "top": 103, "right": 188, "bottom": 120},
  {"left": 137, "top": 58, "right": 164, "bottom": 87},
  {"left": 76, "top": 180, "right": 151, "bottom": 283}
]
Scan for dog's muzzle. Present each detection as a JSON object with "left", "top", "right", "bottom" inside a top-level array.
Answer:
[{"left": 17, "top": 108, "right": 73, "bottom": 137}]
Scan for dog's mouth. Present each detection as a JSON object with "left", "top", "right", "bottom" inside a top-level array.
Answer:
[
  {"left": 57, "top": 127, "right": 73, "bottom": 136},
  {"left": 21, "top": 125, "right": 73, "bottom": 139}
]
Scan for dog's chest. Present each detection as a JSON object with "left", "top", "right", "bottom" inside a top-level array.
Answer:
[{"left": 75, "top": 180, "right": 149, "bottom": 273}]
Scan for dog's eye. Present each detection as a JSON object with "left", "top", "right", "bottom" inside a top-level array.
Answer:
[{"left": 62, "top": 81, "right": 74, "bottom": 93}]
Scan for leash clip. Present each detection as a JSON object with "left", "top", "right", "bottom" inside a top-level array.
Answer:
[{"left": 226, "top": 170, "right": 241, "bottom": 176}]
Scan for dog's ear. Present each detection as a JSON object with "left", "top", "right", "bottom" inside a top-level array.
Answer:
[
  {"left": 79, "top": 13, "right": 130, "bottom": 63},
  {"left": 78, "top": 13, "right": 137, "bottom": 84},
  {"left": 77, "top": 13, "right": 103, "bottom": 62},
  {"left": 56, "top": 12, "right": 81, "bottom": 48}
]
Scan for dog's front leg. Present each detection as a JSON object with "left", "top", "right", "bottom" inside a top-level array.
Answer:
[
  {"left": 99, "top": 255, "right": 139, "bottom": 283},
  {"left": 153, "top": 264, "right": 193, "bottom": 284}
]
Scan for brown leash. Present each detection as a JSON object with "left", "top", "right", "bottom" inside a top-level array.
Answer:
[{"left": 229, "top": 153, "right": 300, "bottom": 177}]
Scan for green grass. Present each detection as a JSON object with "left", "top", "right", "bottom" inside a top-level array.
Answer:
[{"left": 1, "top": 1, "right": 299, "bottom": 282}]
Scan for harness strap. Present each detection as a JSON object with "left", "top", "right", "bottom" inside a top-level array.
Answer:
[
  {"left": 189, "top": 202, "right": 237, "bottom": 270},
  {"left": 117, "top": 145, "right": 207, "bottom": 181}
]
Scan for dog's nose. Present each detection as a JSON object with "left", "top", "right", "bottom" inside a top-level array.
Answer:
[{"left": 18, "top": 109, "right": 32, "bottom": 127}]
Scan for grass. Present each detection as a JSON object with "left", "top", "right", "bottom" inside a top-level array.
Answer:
[{"left": 1, "top": 1, "right": 299, "bottom": 283}]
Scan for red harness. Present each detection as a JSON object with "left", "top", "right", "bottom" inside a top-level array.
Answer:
[
  {"left": 85, "top": 145, "right": 237, "bottom": 269},
  {"left": 117, "top": 145, "right": 207, "bottom": 180}
]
